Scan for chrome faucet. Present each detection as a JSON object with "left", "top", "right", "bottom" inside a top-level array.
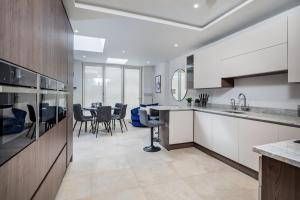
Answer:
[
  {"left": 230, "top": 98, "right": 237, "bottom": 110},
  {"left": 238, "top": 93, "right": 250, "bottom": 111}
]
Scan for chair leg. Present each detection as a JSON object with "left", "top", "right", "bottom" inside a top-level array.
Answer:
[
  {"left": 26, "top": 123, "right": 33, "bottom": 137},
  {"left": 85, "top": 122, "right": 87, "bottom": 132},
  {"left": 31, "top": 125, "right": 36, "bottom": 139},
  {"left": 109, "top": 122, "right": 112, "bottom": 136},
  {"left": 122, "top": 119, "right": 128, "bottom": 131},
  {"left": 73, "top": 121, "right": 78, "bottom": 131},
  {"left": 96, "top": 122, "right": 99, "bottom": 138},
  {"left": 78, "top": 122, "right": 83, "bottom": 137},
  {"left": 119, "top": 120, "right": 123, "bottom": 133}
]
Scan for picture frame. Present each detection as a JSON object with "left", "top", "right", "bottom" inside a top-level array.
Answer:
[{"left": 155, "top": 75, "right": 161, "bottom": 93}]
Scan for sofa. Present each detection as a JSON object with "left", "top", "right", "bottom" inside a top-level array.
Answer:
[{"left": 130, "top": 103, "right": 159, "bottom": 127}]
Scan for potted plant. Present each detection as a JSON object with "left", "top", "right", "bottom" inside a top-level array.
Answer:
[{"left": 186, "top": 97, "right": 193, "bottom": 107}]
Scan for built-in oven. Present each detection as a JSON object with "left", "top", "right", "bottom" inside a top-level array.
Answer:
[
  {"left": 39, "top": 76, "right": 57, "bottom": 136},
  {"left": 0, "top": 60, "right": 38, "bottom": 167},
  {"left": 57, "top": 82, "right": 67, "bottom": 122}
]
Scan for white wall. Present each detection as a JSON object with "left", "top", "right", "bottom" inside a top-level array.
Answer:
[
  {"left": 142, "top": 66, "right": 154, "bottom": 104},
  {"left": 153, "top": 62, "right": 169, "bottom": 105},
  {"left": 155, "top": 56, "right": 300, "bottom": 110}
]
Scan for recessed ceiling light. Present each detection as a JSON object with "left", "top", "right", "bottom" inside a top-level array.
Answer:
[
  {"left": 193, "top": 4, "right": 199, "bottom": 8},
  {"left": 122, "top": 50, "right": 126, "bottom": 54},
  {"left": 82, "top": 55, "right": 86, "bottom": 58},
  {"left": 74, "top": 35, "right": 105, "bottom": 53},
  {"left": 146, "top": 61, "right": 150, "bottom": 64},
  {"left": 74, "top": 29, "right": 79, "bottom": 33},
  {"left": 174, "top": 43, "right": 179, "bottom": 48},
  {"left": 106, "top": 58, "right": 128, "bottom": 65}
]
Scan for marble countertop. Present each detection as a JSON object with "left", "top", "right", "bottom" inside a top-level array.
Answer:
[
  {"left": 147, "top": 105, "right": 300, "bottom": 128},
  {"left": 253, "top": 140, "right": 300, "bottom": 168}
]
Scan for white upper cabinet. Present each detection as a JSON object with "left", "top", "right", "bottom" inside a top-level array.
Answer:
[
  {"left": 220, "top": 16, "right": 287, "bottom": 60},
  {"left": 194, "top": 111, "right": 213, "bottom": 150},
  {"left": 220, "top": 16, "right": 288, "bottom": 78},
  {"left": 169, "top": 111, "right": 194, "bottom": 144},
  {"left": 194, "top": 45, "right": 224, "bottom": 89},
  {"left": 288, "top": 7, "right": 300, "bottom": 83},
  {"left": 238, "top": 119, "right": 278, "bottom": 171},
  {"left": 212, "top": 115, "right": 238, "bottom": 162}
]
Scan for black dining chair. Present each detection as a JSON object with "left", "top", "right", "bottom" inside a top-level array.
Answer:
[
  {"left": 73, "top": 104, "right": 93, "bottom": 137},
  {"left": 95, "top": 106, "right": 112, "bottom": 137},
  {"left": 112, "top": 104, "right": 127, "bottom": 132},
  {"left": 26, "top": 104, "right": 36, "bottom": 139},
  {"left": 139, "top": 109, "right": 164, "bottom": 152}
]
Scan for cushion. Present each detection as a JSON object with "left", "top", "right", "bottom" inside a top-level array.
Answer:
[{"left": 0, "top": 108, "right": 15, "bottom": 118}]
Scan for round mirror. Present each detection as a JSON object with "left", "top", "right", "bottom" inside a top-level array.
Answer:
[{"left": 171, "top": 69, "right": 187, "bottom": 101}]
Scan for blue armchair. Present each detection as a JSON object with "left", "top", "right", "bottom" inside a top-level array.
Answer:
[
  {"left": 1, "top": 108, "right": 27, "bottom": 135},
  {"left": 131, "top": 103, "right": 159, "bottom": 127}
]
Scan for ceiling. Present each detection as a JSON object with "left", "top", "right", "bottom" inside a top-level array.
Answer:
[{"left": 63, "top": 0, "right": 300, "bottom": 66}]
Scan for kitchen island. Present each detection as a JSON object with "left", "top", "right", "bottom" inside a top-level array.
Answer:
[{"left": 254, "top": 140, "right": 300, "bottom": 200}]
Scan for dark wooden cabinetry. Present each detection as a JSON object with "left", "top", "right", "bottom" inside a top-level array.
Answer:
[
  {"left": 33, "top": 146, "right": 67, "bottom": 200},
  {"left": 0, "top": 0, "right": 70, "bottom": 82},
  {"left": 0, "top": 0, "right": 73, "bottom": 199}
]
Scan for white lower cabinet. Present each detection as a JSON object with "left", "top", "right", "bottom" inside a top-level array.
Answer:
[
  {"left": 194, "top": 112, "right": 213, "bottom": 150},
  {"left": 237, "top": 119, "right": 278, "bottom": 171},
  {"left": 212, "top": 115, "right": 238, "bottom": 162},
  {"left": 278, "top": 125, "right": 300, "bottom": 141},
  {"left": 169, "top": 111, "right": 194, "bottom": 144}
]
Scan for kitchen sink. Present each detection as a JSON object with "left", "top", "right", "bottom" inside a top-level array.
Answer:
[
  {"left": 294, "top": 140, "right": 300, "bottom": 144},
  {"left": 224, "top": 110, "right": 246, "bottom": 114}
]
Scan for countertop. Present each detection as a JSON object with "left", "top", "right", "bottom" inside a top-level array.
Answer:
[
  {"left": 253, "top": 140, "right": 300, "bottom": 168},
  {"left": 147, "top": 105, "right": 300, "bottom": 128}
]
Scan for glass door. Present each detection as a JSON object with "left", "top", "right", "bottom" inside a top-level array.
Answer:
[
  {"left": 104, "top": 66, "right": 122, "bottom": 106},
  {"left": 124, "top": 68, "right": 141, "bottom": 119},
  {"left": 83, "top": 65, "right": 104, "bottom": 108}
]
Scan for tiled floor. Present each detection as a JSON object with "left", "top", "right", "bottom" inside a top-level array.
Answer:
[{"left": 56, "top": 122, "right": 258, "bottom": 200}]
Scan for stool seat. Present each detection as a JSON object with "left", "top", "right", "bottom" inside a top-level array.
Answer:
[{"left": 148, "top": 120, "right": 164, "bottom": 127}]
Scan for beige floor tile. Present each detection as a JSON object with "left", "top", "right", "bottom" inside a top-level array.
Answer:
[
  {"left": 142, "top": 180, "right": 200, "bottom": 200},
  {"left": 56, "top": 125, "right": 258, "bottom": 200}
]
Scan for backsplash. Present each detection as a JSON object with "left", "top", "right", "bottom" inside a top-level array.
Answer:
[{"left": 168, "top": 73, "right": 300, "bottom": 111}]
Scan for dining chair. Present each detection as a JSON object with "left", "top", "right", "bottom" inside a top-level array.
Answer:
[
  {"left": 26, "top": 104, "right": 36, "bottom": 139},
  {"left": 112, "top": 104, "right": 127, "bottom": 132},
  {"left": 95, "top": 106, "right": 112, "bottom": 137},
  {"left": 73, "top": 104, "right": 93, "bottom": 137}
]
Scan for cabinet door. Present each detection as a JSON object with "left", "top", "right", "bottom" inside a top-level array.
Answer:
[
  {"left": 278, "top": 125, "right": 300, "bottom": 141},
  {"left": 221, "top": 16, "right": 287, "bottom": 60},
  {"left": 212, "top": 115, "right": 238, "bottom": 161},
  {"left": 222, "top": 43, "right": 287, "bottom": 78},
  {"left": 194, "top": 111, "right": 213, "bottom": 150},
  {"left": 169, "top": 111, "right": 193, "bottom": 144},
  {"left": 194, "top": 45, "right": 222, "bottom": 88},
  {"left": 288, "top": 8, "right": 300, "bottom": 83},
  {"left": 238, "top": 119, "right": 278, "bottom": 171}
]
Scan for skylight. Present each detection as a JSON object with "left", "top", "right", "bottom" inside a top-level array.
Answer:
[
  {"left": 74, "top": 35, "right": 105, "bottom": 53},
  {"left": 106, "top": 58, "right": 128, "bottom": 65}
]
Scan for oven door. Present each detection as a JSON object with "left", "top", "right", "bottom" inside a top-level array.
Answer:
[
  {"left": 0, "top": 86, "right": 37, "bottom": 167},
  {"left": 39, "top": 90, "right": 57, "bottom": 136}
]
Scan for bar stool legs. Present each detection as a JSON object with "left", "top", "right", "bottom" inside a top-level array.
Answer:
[{"left": 143, "top": 127, "right": 161, "bottom": 152}]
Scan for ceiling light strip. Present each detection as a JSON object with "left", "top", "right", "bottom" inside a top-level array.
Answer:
[{"left": 74, "top": 0, "right": 254, "bottom": 32}]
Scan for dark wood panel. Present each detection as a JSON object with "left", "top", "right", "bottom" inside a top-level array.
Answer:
[
  {"left": 0, "top": 141, "right": 39, "bottom": 200},
  {"left": 67, "top": 116, "right": 73, "bottom": 165},
  {"left": 261, "top": 156, "right": 300, "bottom": 200},
  {"left": 0, "top": 0, "right": 70, "bottom": 81},
  {"left": 33, "top": 146, "right": 67, "bottom": 200}
]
